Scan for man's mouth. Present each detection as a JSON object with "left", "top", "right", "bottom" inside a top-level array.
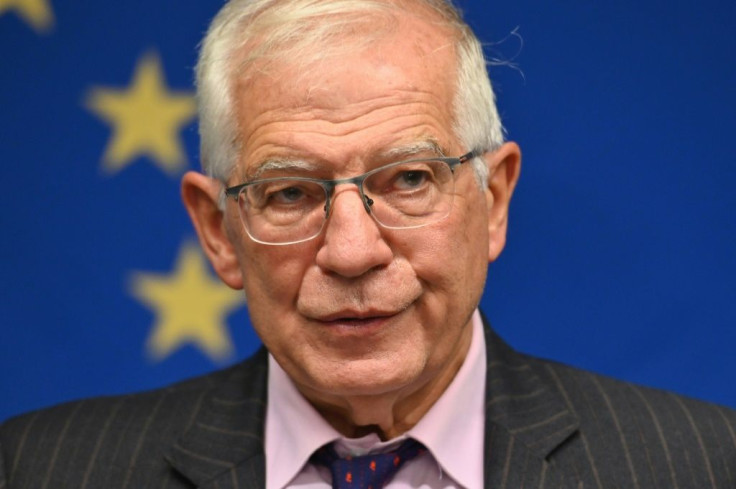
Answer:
[
  {"left": 309, "top": 308, "right": 411, "bottom": 332},
  {"left": 317, "top": 310, "right": 397, "bottom": 324}
]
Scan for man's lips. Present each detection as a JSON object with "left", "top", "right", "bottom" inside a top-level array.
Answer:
[
  {"left": 309, "top": 313, "right": 400, "bottom": 337},
  {"left": 312, "top": 310, "right": 399, "bottom": 324},
  {"left": 306, "top": 304, "right": 416, "bottom": 338}
]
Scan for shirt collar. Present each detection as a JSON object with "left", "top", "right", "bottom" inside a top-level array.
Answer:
[
  {"left": 264, "top": 310, "right": 486, "bottom": 489},
  {"left": 406, "top": 310, "right": 486, "bottom": 488},
  {"left": 265, "top": 353, "right": 339, "bottom": 489}
]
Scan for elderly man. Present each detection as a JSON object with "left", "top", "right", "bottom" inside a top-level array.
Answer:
[{"left": 2, "top": 0, "right": 735, "bottom": 488}]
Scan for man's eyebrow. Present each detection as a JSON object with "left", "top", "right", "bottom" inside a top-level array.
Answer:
[
  {"left": 248, "top": 159, "right": 319, "bottom": 180},
  {"left": 245, "top": 140, "right": 446, "bottom": 180},
  {"left": 381, "top": 140, "right": 447, "bottom": 160}
]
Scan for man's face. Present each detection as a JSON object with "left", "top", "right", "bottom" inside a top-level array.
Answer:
[{"left": 214, "top": 11, "right": 510, "bottom": 416}]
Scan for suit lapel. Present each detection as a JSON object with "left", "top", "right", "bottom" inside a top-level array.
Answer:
[
  {"left": 166, "top": 349, "right": 269, "bottom": 489},
  {"left": 481, "top": 316, "right": 582, "bottom": 488}
]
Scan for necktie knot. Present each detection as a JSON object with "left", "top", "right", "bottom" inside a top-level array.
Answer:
[{"left": 311, "top": 438, "right": 425, "bottom": 489}]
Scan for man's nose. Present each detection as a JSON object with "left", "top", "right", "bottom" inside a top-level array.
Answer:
[{"left": 314, "top": 187, "right": 393, "bottom": 277}]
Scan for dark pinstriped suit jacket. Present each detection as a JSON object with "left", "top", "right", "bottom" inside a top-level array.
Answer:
[{"left": 2, "top": 320, "right": 735, "bottom": 488}]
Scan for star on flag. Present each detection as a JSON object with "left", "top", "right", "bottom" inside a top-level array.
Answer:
[
  {"left": 86, "top": 52, "right": 197, "bottom": 176},
  {"left": 0, "top": 0, "right": 54, "bottom": 32},
  {"left": 130, "top": 241, "right": 246, "bottom": 363}
]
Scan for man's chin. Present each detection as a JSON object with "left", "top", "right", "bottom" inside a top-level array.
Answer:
[{"left": 302, "top": 357, "right": 424, "bottom": 400}]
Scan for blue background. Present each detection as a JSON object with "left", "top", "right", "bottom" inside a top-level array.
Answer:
[{"left": 1, "top": 0, "right": 734, "bottom": 421}]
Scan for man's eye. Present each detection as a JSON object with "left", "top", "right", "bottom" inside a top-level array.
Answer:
[
  {"left": 272, "top": 186, "right": 305, "bottom": 203},
  {"left": 259, "top": 182, "right": 326, "bottom": 208},
  {"left": 395, "top": 170, "right": 430, "bottom": 189}
]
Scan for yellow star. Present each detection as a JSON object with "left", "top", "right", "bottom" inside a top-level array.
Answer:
[
  {"left": 85, "top": 52, "right": 196, "bottom": 176},
  {"left": 0, "top": 0, "right": 54, "bottom": 33},
  {"left": 130, "top": 241, "right": 245, "bottom": 363}
]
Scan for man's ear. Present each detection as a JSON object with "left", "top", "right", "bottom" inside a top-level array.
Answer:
[
  {"left": 181, "top": 171, "right": 244, "bottom": 289},
  {"left": 485, "top": 142, "right": 521, "bottom": 262}
]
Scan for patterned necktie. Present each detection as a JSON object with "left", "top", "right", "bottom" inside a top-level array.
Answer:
[{"left": 310, "top": 438, "right": 425, "bottom": 489}]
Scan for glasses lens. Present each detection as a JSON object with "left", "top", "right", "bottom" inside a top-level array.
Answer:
[
  {"left": 237, "top": 179, "right": 327, "bottom": 244},
  {"left": 363, "top": 159, "right": 454, "bottom": 229},
  {"left": 233, "top": 159, "right": 458, "bottom": 244}
]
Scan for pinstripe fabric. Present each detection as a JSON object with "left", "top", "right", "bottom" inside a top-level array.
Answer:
[
  {"left": 2, "top": 321, "right": 735, "bottom": 488},
  {"left": 0, "top": 350, "right": 267, "bottom": 489}
]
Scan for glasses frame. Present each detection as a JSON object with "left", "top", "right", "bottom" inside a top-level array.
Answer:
[{"left": 224, "top": 149, "right": 481, "bottom": 245}]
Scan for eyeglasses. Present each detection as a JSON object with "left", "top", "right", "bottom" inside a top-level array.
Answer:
[{"left": 224, "top": 149, "right": 481, "bottom": 245}]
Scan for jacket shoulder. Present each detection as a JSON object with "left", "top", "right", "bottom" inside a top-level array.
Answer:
[
  {"left": 2, "top": 361, "right": 235, "bottom": 443},
  {"left": 526, "top": 354, "right": 736, "bottom": 488},
  {"left": 0, "top": 350, "right": 267, "bottom": 488}
]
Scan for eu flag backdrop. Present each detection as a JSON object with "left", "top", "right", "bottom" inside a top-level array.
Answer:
[{"left": 1, "top": 0, "right": 734, "bottom": 422}]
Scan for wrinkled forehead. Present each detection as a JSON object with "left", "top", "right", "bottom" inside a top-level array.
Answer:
[
  {"left": 231, "top": 15, "right": 459, "bottom": 151},
  {"left": 221, "top": 0, "right": 463, "bottom": 177}
]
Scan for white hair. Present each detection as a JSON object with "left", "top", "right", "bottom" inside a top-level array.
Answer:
[{"left": 196, "top": 0, "right": 504, "bottom": 187}]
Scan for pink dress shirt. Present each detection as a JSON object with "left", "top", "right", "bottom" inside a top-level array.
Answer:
[{"left": 264, "top": 310, "right": 486, "bottom": 489}]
